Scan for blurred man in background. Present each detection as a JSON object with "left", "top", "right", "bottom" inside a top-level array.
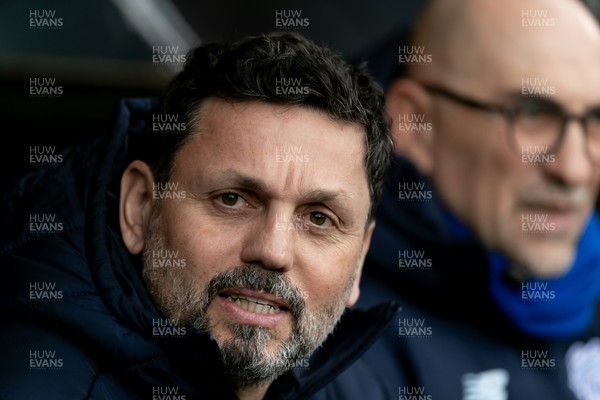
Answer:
[{"left": 350, "top": 0, "right": 600, "bottom": 398}]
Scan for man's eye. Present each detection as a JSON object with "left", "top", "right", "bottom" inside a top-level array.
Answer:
[
  {"left": 589, "top": 108, "right": 600, "bottom": 122},
  {"left": 220, "top": 193, "right": 244, "bottom": 207},
  {"left": 521, "top": 101, "right": 556, "bottom": 117},
  {"left": 309, "top": 212, "right": 331, "bottom": 226}
]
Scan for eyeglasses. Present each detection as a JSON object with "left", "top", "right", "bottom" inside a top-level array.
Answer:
[{"left": 420, "top": 83, "right": 600, "bottom": 163}]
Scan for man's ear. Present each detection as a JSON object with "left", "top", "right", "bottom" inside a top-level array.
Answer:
[
  {"left": 386, "top": 78, "right": 435, "bottom": 175},
  {"left": 346, "top": 220, "right": 376, "bottom": 308},
  {"left": 119, "top": 160, "right": 155, "bottom": 255}
]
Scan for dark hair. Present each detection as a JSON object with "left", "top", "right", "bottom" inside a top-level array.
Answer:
[{"left": 153, "top": 31, "right": 393, "bottom": 220}]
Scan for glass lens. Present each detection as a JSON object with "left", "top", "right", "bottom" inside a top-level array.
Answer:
[
  {"left": 587, "top": 108, "right": 600, "bottom": 161},
  {"left": 513, "top": 100, "right": 562, "bottom": 154}
]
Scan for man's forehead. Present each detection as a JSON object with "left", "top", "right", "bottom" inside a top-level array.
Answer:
[
  {"left": 174, "top": 99, "right": 370, "bottom": 203},
  {"left": 192, "top": 99, "right": 366, "bottom": 155},
  {"left": 193, "top": 97, "right": 365, "bottom": 140}
]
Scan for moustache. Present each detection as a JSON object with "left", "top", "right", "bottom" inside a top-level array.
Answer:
[{"left": 519, "top": 185, "right": 588, "bottom": 210}]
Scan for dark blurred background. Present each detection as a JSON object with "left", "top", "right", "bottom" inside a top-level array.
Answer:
[
  {"left": 1, "top": 0, "right": 599, "bottom": 191},
  {"left": 0, "top": 0, "right": 424, "bottom": 190}
]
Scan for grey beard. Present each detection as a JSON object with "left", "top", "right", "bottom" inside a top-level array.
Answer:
[
  {"left": 141, "top": 212, "right": 354, "bottom": 388},
  {"left": 194, "top": 266, "right": 344, "bottom": 388},
  {"left": 217, "top": 323, "right": 307, "bottom": 387}
]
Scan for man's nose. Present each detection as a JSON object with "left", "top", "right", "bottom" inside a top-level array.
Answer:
[{"left": 240, "top": 210, "right": 295, "bottom": 272}]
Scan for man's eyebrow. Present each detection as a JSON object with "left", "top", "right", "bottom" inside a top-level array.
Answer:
[
  {"left": 210, "top": 170, "right": 354, "bottom": 205},
  {"left": 299, "top": 189, "right": 353, "bottom": 206},
  {"left": 504, "top": 91, "right": 562, "bottom": 107},
  {"left": 504, "top": 92, "right": 600, "bottom": 113},
  {"left": 213, "top": 170, "right": 268, "bottom": 192}
]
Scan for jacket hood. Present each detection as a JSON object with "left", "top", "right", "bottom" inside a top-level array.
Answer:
[{"left": 364, "top": 156, "right": 492, "bottom": 314}]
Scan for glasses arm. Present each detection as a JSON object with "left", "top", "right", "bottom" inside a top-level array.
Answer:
[{"left": 420, "top": 83, "right": 513, "bottom": 116}]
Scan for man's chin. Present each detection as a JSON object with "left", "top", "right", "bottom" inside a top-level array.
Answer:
[
  {"left": 512, "top": 241, "right": 576, "bottom": 279},
  {"left": 212, "top": 321, "right": 305, "bottom": 389},
  {"left": 210, "top": 322, "right": 285, "bottom": 351}
]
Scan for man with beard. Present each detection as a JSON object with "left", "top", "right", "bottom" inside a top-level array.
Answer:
[
  {"left": 0, "top": 32, "right": 397, "bottom": 399},
  {"left": 341, "top": 0, "right": 600, "bottom": 399}
]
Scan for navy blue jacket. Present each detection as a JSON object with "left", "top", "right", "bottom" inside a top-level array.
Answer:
[
  {"left": 353, "top": 157, "right": 600, "bottom": 400},
  {"left": 0, "top": 98, "right": 399, "bottom": 400}
]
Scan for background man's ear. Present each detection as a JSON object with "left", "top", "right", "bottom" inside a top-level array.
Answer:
[
  {"left": 119, "top": 160, "right": 155, "bottom": 255},
  {"left": 346, "top": 221, "right": 376, "bottom": 308},
  {"left": 386, "top": 78, "right": 435, "bottom": 175}
]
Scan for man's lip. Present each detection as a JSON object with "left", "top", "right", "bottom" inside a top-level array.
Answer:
[
  {"left": 520, "top": 205, "right": 579, "bottom": 233},
  {"left": 214, "top": 296, "right": 290, "bottom": 329},
  {"left": 218, "top": 287, "right": 290, "bottom": 310},
  {"left": 521, "top": 202, "right": 578, "bottom": 213},
  {"left": 520, "top": 206, "right": 578, "bottom": 222}
]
